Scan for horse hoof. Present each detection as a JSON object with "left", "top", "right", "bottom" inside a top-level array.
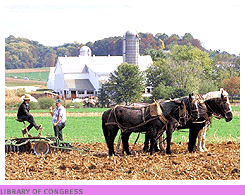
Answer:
[
  {"left": 166, "top": 150, "right": 172, "bottom": 154},
  {"left": 149, "top": 151, "right": 154, "bottom": 155},
  {"left": 143, "top": 147, "right": 149, "bottom": 152},
  {"left": 109, "top": 152, "right": 114, "bottom": 156}
]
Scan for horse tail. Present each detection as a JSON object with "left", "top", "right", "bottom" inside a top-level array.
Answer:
[
  {"left": 102, "top": 111, "right": 109, "bottom": 145},
  {"left": 102, "top": 108, "right": 115, "bottom": 145}
]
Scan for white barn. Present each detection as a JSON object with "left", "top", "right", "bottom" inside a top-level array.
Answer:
[
  {"left": 47, "top": 67, "right": 55, "bottom": 90},
  {"left": 48, "top": 46, "right": 153, "bottom": 99}
]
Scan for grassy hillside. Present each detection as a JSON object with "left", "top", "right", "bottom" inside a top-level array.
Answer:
[
  {"left": 5, "top": 68, "right": 49, "bottom": 87},
  {"left": 5, "top": 71, "right": 50, "bottom": 82}
]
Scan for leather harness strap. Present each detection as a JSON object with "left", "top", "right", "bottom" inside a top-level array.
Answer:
[{"left": 105, "top": 103, "right": 168, "bottom": 133}]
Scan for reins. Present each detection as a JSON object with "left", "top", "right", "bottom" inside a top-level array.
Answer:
[{"left": 204, "top": 99, "right": 232, "bottom": 120}]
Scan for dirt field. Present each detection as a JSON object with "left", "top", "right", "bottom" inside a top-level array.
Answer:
[
  {"left": 5, "top": 77, "right": 47, "bottom": 85},
  {"left": 5, "top": 142, "right": 240, "bottom": 180},
  {"left": 5, "top": 68, "right": 50, "bottom": 73}
]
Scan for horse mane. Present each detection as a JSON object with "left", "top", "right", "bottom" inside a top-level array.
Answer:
[
  {"left": 202, "top": 88, "right": 231, "bottom": 111},
  {"left": 203, "top": 88, "right": 229, "bottom": 100},
  {"left": 158, "top": 96, "right": 188, "bottom": 103}
]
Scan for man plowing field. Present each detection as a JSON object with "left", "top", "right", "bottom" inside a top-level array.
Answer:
[{"left": 17, "top": 94, "right": 42, "bottom": 138}]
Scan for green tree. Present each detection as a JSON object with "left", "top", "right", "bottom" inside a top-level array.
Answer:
[
  {"left": 89, "top": 36, "right": 123, "bottom": 56},
  {"left": 151, "top": 83, "right": 189, "bottom": 100},
  {"left": 145, "top": 59, "right": 170, "bottom": 88},
  {"left": 98, "top": 82, "right": 111, "bottom": 107},
  {"left": 168, "top": 44, "right": 212, "bottom": 87},
  {"left": 209, "top": 51, "right": 240, "bottom": 86},
  {"left": 151, "top": 83, "right": 175, "bottom": 100},
  {"left": 143, "top": 49, "right": 167, "bottom": 61},
  {"left": 56, "top": 47, "right": 69, "bottom": 56},
  {"left": 145, "top": 44, "right": 213, "bottom": 94},
  {"left": 198, "top": 79, "right": 218, "bottom": 94},
  {"left": 107, "top": 63, "right": 145, "bottom": 105}
]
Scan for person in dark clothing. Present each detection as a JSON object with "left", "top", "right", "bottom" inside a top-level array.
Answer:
[{"left": 17, "top": 94, "right": 42, "bottom": 137}]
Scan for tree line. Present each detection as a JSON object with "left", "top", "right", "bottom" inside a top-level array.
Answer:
[
  {"left": 5, "top": 33, "right": 240, "bottom": 103},
  {"left": 98, "top": 44, "right": 240, "bottom": 106},
  {"left": 5, "top": 32, "right": 230, "bottom": 69}
]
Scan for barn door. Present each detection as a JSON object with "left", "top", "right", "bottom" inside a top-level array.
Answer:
[{"left": 71, "top": 91, "right": 76, "bottom": 98}]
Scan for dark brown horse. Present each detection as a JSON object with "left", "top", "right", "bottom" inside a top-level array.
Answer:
[
  {"left": 149, "top": 89, "right": 233, "bottom": 153},
  {"left": 143, "top": 95, "right": 200, "bottom": 154},
  {"left": 102, "top": 99, "right": 189, "bottom": 156}
]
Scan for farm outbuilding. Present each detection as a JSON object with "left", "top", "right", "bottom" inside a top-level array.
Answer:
[
  {"left": 51, "top": 55, "right": 120, "bottom": 99},
  {"left": 49, "top": 53, "right": 152, "bottom": 99},
  {"left": 47, "top": 30, "right": 153, "bottom": 99}
]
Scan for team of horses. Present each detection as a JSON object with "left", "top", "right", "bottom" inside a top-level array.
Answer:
[{"left": 102, "top": 89, "right": 233, "bottom": 156}]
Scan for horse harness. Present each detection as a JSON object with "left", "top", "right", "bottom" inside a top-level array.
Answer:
[
  {"left": 105, "top": 101, "right": 187, "bottom": 135},
  {"left": 105, "top": 102, "right": 168, "bottom": 133}
]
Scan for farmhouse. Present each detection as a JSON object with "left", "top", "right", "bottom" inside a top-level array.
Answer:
[{"left": 48, "top": 30, "right": 153, "bottom": 99}]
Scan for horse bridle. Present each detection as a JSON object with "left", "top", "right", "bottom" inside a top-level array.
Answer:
[
  {"left": 158, "top": 103, "right": 187, "bottom": 127},
  {"left": 221, "top": 101, "right": 232, "bottom": 119},
  {"left": 186, "top": 99, "right": 199, "bottom": 121},
  {"left": 173, "top": 104, "right": 188, "bottom": 127},
  {"left": 206, "top": 99, "right": 232, "bottom": 119}
]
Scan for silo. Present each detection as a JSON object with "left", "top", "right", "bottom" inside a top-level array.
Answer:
[
  {"left": 80, "top": 46, "right": 92, "bottom": 57},
  {"left": 123, "top": 30, "right": 139, "bottom": 65}
]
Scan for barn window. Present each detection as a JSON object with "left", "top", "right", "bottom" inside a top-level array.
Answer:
[
  {"left": 78, "top": 90, "right": 85, "bottom": 94},
  {"left": 87, "top": 90, "right": 94, "bottom": 94}
]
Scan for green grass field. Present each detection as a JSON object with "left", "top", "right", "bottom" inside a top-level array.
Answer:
[
  {"left": 5, "top": 114, "right": 240, "bottom": 144},
  {"left": 5, "top": 106, "right": 240, "bottom": 113},
  {"left": 5, "top": 108, "right": 109, "bottom": 113},
  {"left": 5, "top": 71, "right": 50, "bottom": 82}
]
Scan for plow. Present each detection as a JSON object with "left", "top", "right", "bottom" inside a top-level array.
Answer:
[{"left": 5, "top": 129, "right": 88, "bottom": 156}]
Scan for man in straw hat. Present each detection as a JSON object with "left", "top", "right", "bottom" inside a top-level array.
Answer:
[
  {"left": 49, "top": 99, "right": 66, "bottom": 141},
  {"left": 17, "top": 94, "right": 42, "bottom": 137}
]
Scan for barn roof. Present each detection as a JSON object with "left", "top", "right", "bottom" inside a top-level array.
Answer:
[
  {"left": 65, "top": 79, "right": 95, "bottom": 91},
  {"left": 57, "top": 55, "right": 152, "bottom": 76}
]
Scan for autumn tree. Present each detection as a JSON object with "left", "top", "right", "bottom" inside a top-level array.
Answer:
[
  {"left": 221, "top": 76, "right": 240, "bottom": 102},
  {"left": 139, "top": 33, "right": 160, "bottom": 54}
]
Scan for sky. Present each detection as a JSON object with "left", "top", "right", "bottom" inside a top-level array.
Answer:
[{"left": 4, "top": 1, "right": 243, "bottom": 55}]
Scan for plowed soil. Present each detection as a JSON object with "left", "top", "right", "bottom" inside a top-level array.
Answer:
[{"left": 5, "top": 142, "right": 240, "bottom": 180}]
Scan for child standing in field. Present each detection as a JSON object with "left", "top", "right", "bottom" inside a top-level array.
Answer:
[{"left": 49, "top": 99, "right": 66, "bottom": 141}]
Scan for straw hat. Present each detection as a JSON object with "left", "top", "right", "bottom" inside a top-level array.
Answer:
[{"left": 23, "top": 94, "right": 31, "bottom": 101}]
